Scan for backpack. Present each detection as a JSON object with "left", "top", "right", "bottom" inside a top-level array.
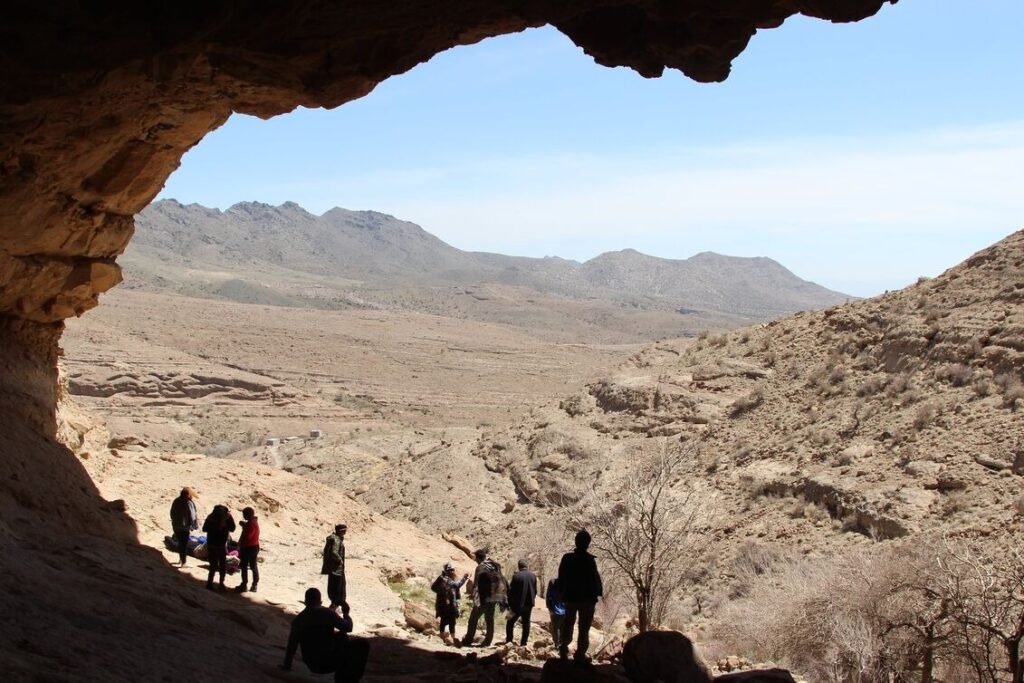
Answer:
[{"left": 479, "top": 559, "right": 507, "bottom": 602}]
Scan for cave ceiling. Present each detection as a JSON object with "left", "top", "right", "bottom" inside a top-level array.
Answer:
[{"left": 0, "top": 0, "right": 895, "bottom": 323}]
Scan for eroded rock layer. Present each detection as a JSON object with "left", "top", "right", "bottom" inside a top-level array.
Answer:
[{"left": 1, "top": 0, "right": 894, "bottom": 323}]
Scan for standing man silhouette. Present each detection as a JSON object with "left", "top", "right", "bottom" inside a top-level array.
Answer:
[
  {"left": 505, "top": 559, "right": 538, "bottom": 645},
  {"left": 557, "top": 530, "right": 603, "bottom": 663},
  {"left": 322, "top": 523, "right": 347, "bottom": 611}
]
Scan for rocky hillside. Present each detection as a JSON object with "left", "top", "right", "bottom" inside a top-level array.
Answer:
[
  {"left": 122, "top": 199, "right": 851, "bottom": 341},
  {"left": 289, "top": 229, "right": 1024, "bottom": 627}
]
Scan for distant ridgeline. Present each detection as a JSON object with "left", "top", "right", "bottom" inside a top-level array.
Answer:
[{"left": 123, "top": 199, "right": 852, "bottom": 336}]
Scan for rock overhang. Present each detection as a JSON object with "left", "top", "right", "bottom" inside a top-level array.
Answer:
[{"left": 1, "top": 0, "right": 896, "bottom": 324}]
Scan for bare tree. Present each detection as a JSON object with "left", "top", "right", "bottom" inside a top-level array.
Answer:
[
  {"left": 938, "top": 540, "right": 1024, "bottom": 683},
  {"left": 570, "top": 438, "right": 715, "bottom": 632}
]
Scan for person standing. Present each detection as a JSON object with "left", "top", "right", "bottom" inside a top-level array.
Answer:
[
  {"left": 557, "top": 530, "right": 603, "bottom": 663},
  {"left": 235, "top": 506, "right": 260, "bottom": 593},
  {"left": 202, "top": 504, "right": 236, "bottom": 591},
  {"left": 322, "top": 523, "right": 347, "bottom": 611},
  {"left": 545, "top": 577, "right": 566, "bottom": 650},
  {"left": 282, "top": 589, "right": 370, "bottom": 683},
  {"left": 169, "top": 487, "right": 198, "bottom": 566},
  {"left": 461, "top": 549, "right": 507, "bottom": 647},
  {"left": 505, "top": 559, "right": 538, "bottom": 646},
  {"left": 431, "top": 562, "right": 469, "bottom": 640}
]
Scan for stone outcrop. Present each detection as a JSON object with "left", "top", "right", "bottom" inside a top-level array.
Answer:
[
  {"left": 1, "top": 0, "right": 894, "bottom": 325},
  {"left": 621, "top": 631, "right": 713, "bottom": 683},
  {"left": 715, "top": 671, "right": 797, "bottom": 683}
]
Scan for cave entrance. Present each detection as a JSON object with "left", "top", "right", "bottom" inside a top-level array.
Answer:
[{"left": 4, "top": 0, "right": 1024, "bottom": 678}]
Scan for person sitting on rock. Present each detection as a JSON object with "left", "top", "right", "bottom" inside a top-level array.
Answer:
[
  {"left": 282, "top": 589, "right": 369, "bottom": 683},
  {"left": 431, "top": 562, "right": 469, "bottom": 641},
  {"left": 169, "top": 486, "right": 198, "bottom": 567},
  {"left": 461, "top": 549, "right": 507, "bottom": 647},
  {"left": 557, "top": 529, "right": 603, "bottom": 663},
  {"left": 235, "top": 506, "right": 260, "bottom": 593},
  {"left": 202, "top": 504, "right": 236, "bottom": 591},
  {"left": 505, "top": 559, "right": 538, "bottom": 646}
]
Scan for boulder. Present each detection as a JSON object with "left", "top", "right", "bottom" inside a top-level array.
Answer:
[
  {"left": 621, "top": 631, "right": 712, "bottom": 683},
  {"left": 541, "top": 659, "right": 631, "bottom": 683},
  {"left": 402, "top": 600, "right": 436, "bottom": 634},
  {"left": 442, "top": 532, "right": 476, "bottom": 559},
  {"left": 714, "top": 669, "right": 796, "bottom": 683}
]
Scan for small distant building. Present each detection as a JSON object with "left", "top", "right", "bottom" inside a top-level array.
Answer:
[
  {"left": 309, "top": 429, "right": 323, "bottom": 439},
  {"left": 265, "top": 437, "right": 280, "bottom": 447}
]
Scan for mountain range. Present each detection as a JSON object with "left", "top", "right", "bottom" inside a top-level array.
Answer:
[{"left": 122, "top": 199, "right": 852, "bottom": 341}]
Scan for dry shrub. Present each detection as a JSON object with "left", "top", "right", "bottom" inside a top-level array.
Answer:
[
  {"left": 973, "top": 376, "right": 993, "bottom": 397},
  {"left": 730, "top": 387, "right": 765, "bottom": 417},
  {"left": 828, "top": 365, "right": 847, "bottom": 385},
  {"left": 857, "top": 375, "right": 886, "bottom": 397},
  {"left": 709, "top": 333, "right": 729, "bottom": 348},
  {"left": 808, "top": 427, "right": 835, "bottom": 447},
  {"left": 940, "top": 363, "right": 975, "bottom": 387},
  {"left": 712, "top": 547, "right": 930, "bottom": 683},
  {"left": 885, "top": 372, "right": 913, "bottom": 398},
  {"left": 912, "top": 402, "right": 940, "bottom": 431},
  {"left": 714, "top": 537, "right": 1024, "bottom": 683},
  {"left": 730, "top": 541, "right": 791, "bottom": 598},
  {"left": 938, "top": 491, "right": 970, "bottom": 519},
  {"left": 995, "top": 373, "right": 1024, "bottom": 409},
  {"left": 803, "top": 502, "right": 830, "bottom": 523}
]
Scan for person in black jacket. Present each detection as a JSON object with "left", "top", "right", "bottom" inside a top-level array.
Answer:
[
  {"left": 282, "top": 588, "right": 369, "bottom": 683},
  {"left": 321, "top": 523, "right": 347, "bottom": 611},
  {"left": 169, "top": 487, "right": 198, "bottom": 566},
  {"left": 202, "top": 504, "right": 236, "bottom": 591},
  {"left": 557, "top": 529, "right": 603, "bottom": 663},
  {"left": 505, "top": 559, "right": 538, "bottom": 645}
]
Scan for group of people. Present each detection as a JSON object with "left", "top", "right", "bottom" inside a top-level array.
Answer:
[
  {"left": 170, "top": 491, "right": 365, "bottom": 682},
  {"left": 169, "top": 487, "right": 261, "bottom": 592},
  {"left": 432, "top": 530, "right": 603, "bottom": 663},
  {"left": 169, "top": 489, "right": 602, "bottom": 682}
]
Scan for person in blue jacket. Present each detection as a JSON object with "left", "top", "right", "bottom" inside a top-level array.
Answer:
[{"left": 545, "top": 577, "right": 566, "bottom": 649}]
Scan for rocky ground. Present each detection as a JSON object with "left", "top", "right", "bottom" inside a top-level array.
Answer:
[{"left": 53, "top": 228, "right": 1024, "bottom": 678}]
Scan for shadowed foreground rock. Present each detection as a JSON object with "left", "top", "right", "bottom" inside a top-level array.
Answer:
[
  {"left": 541, "top": 659, "right": 630, "bottom": 683},
  {"left": 621, "top": 631, "right": 713, "bottom": 683},
  {"left": 715, "top": 669, "right": 797, "bottom": 683}
]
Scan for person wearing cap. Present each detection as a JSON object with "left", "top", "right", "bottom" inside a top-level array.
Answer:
[
  {"left": 321, "top": 523, "right": 347, "bottom": 611},
  {"left": 557, "top": 529, "right": 603, "bottom": 663},
  {"left": 431, "top": 562, "right": 469, "bottom": 640},
  {"left": 235, "top": 506, "right": 260, "bottom": 593},
  {"left": 282, "top": 588, "right": 369, "bottom": 682},
  {"left": 169, "top": 487, "right": 198, "bottom": 567},
  {"left": 505, "top": 559, "right": 538, "bottom": 646}
]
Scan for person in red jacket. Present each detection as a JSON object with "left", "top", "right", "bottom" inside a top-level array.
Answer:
[{"left": 235, "top": 506, "right": 260, "bottom": 593}]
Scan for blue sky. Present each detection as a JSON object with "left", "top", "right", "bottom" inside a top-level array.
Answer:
[{"left": 159, "top": 0, "right": 1024, "bottom": 297}]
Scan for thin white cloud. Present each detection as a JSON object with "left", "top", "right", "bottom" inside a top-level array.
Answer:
[{"left": 203, "top": 120, "right": 1024, "bottom": 295}]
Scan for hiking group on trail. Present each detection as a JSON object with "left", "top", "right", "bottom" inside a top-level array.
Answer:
[
  {"left": 167, "top": 488, "right": 604, "bottom": 681},
  {"left": 431, "top": 529, "right": 603, "bottom": 662}
]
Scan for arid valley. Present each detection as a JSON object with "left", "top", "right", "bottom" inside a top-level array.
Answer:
[
  {"left": 42, "top": 199, "right": 1024, "bottom": 683},
  {"left": 4, "top": 3, "right": 1024, "bottom": 683}
]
